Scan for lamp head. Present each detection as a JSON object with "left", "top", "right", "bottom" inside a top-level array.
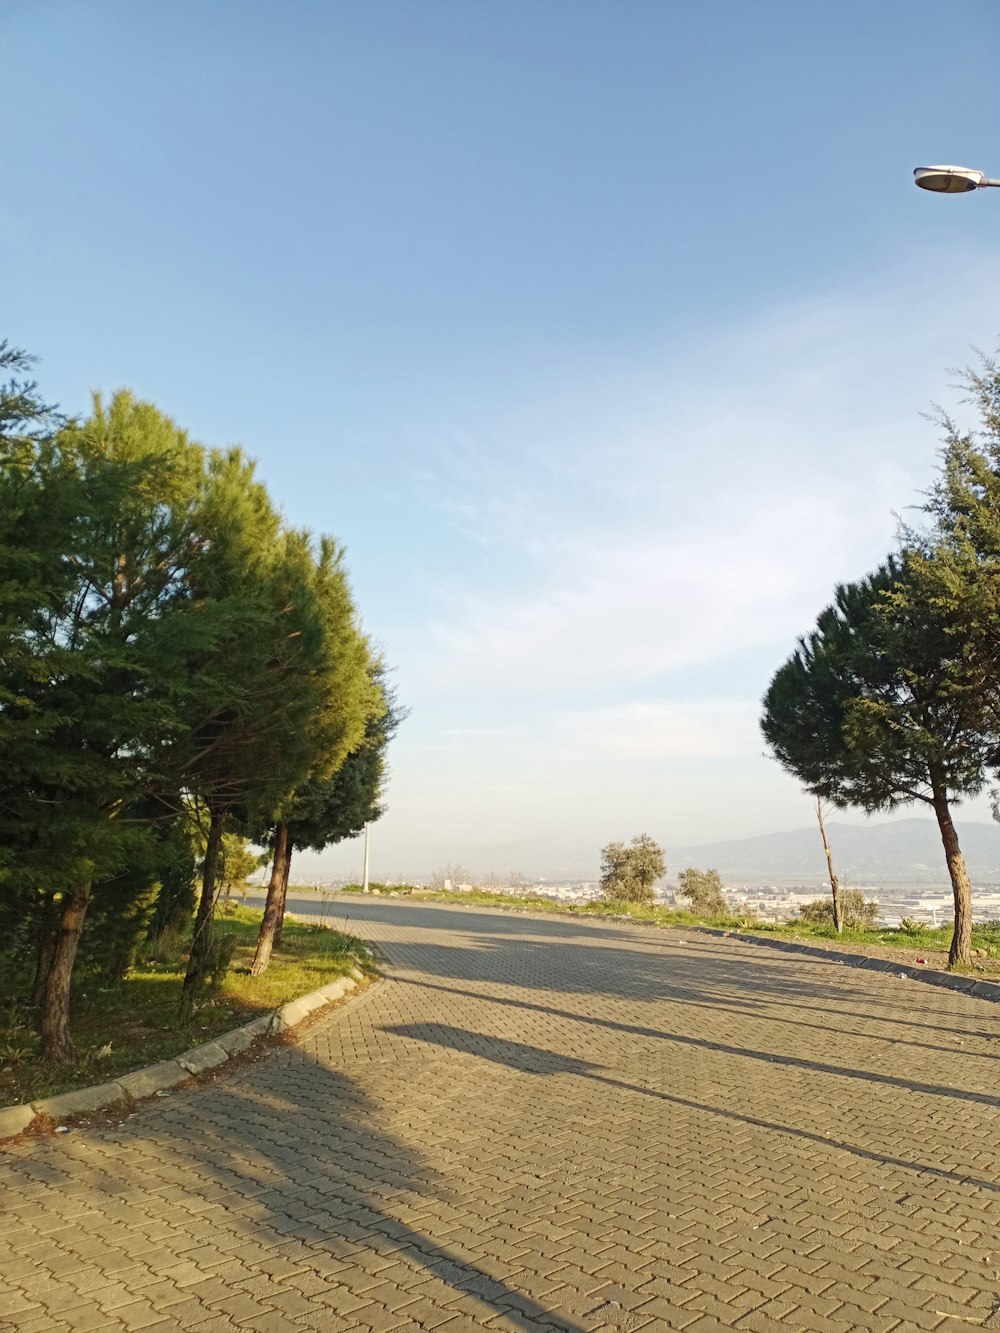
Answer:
[{"left": 914, "top": 165, "right": 984, "bottom": 193}]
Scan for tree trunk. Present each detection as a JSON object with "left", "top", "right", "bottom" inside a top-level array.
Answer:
[
  {"left": 40, "top": 884, "right": 92, "bottom": 1063},
  {"left": 929, "top": 769, "right": 974, "bottom": 968},
  {"left": 251, "top": 822, "right": 288, "bottom": 977},
  {"left": 180, "top": 808, "right": 224, "bottom": 1014},
  {"left": 815, "top": 798, "right": 843, "bottom": 933},
  {"left": 32, "top": 892, "right": 61, "bottom": 1007},
  {"left": 273, "top": 842, "right": 293, "bottom": 948}
]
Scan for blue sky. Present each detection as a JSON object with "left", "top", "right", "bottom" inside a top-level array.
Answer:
[{"left": 5, "top": 1, "right": 1000, "bottom": 879}]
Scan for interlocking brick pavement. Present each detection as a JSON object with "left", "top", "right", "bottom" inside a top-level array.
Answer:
[{"left": 3, "top": 899, "right": 1000, "bottom": 1331}]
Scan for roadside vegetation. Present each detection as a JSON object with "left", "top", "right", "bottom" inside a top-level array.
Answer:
[
  {"left": 762, "top": 356, "right": 1000, "bottom": 968},
  {"left": 335, "top": 881, "right": 1000, "bottom": 977},
  {"left": 0, "top": 343, "right": 400, "bottom": 1066},
  {"left": 0, "top": 906, "right": 373, "bottom": 1107}
]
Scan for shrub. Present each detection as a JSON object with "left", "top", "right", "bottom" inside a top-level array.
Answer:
[
  {"left": 77, "top": 868, "right": 161, "bottom": 982},
  {"left": 973, "top": 920, "right": 1000, "bottom": 957},
  {"left": 677, "top": 867, "right": 727, "bottom": 917},
  {"left": 599, "top": 835, "right": 665, "bottom": 905},
  {"left": 798, "top": 888, "right": 879, "bottom": 929}
]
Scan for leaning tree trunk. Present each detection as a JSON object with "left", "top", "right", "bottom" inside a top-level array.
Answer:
[
  {"left": 180, "top": 808, "right": 224, "bottom": 1014},
  {"left": 251, "top": 821, "right": 289, "bottom": 977},
  {"left": 40, "top": 882, "right": 92, "bottom": 1063},
  {"left": 815, "top": 798, "right": 843, "bottom": 934},
  {"left": 273, "top": 841, "right": 293, "bottom": 949},
  {"left": 929, "top": 769, "right": 974, "bottom": 968}
]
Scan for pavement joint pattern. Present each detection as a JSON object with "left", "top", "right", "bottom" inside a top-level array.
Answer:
[{"left": 2, "top": 899, "right": 999, "bottom": 1330}]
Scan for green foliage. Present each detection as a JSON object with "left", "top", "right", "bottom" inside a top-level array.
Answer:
[
  {"left": 148, "top": 820, "right": 198, "bottom": 939},
  {"left": 761, "top": 550, "right": 986, "bottom": 967},
  {"left": 901, "top": 357, "right": 1000, "bottom": 716},
  {"left": 972, "top": 920, "right": 1000, "bottom": 958},
  {"left": 0, "top": 906, "right": 368, "bottom": 1107},
  {"left": 219, "top": 834, "right": 264, "bottom": 905},
  {"left": 797, "top": 889, "right": 879, "bottom": 929},
  {"left": 677, "top": 867, "right": 727, "bottom": 916},
  {"left": 599, "top": 835, "right": 666, "bottom": 905},
  {"left": 761, "top": 558, "right": 993, "bottom": 813},
  {"left": 282, "top": 661, "right": 403, "bottom": 855},
  {"left": 0, "top": 1004, "right": 35, "bottom": 1068},
  {"left": 341, "top": 881, "right": 415, "bottom": 895},
  {"left": 1, "top": 390, "right": 208, "bottom": 889},
  {"left": 0, "top": 358, "right": 383, "bottom": 1052},
  {"left": 77, "top": 869, "right": 161, "bottom": 982},
  {"left": 203, "top": 933, "right": 239, "bottom": 996}
]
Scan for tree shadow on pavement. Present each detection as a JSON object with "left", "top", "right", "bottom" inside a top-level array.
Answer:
[
  {"left": 292, "top": 896, "right": 1000, "bottom": 1037},
  {"left": 1, "top": 1043, "right": 587, "bottom": 1332},
  {"left": 402, "top": 973, "right": 999, "bottom": 1067},
  {"left": 384, "top": 1021, "right": 1000, "bottom": 1197},
  {"left": 376, "top": 932, "right": 861, "bottom": 1008}
]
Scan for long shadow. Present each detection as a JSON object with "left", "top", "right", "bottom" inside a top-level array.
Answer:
[
  {"left": 402, "top": 974, "right": 998, "bottom": 1066},
  {"left": 279, "top": 895, "right": 1000, "bottom": 1038},
  {"left": 373, "top": 931, "right": 857, "bottom": 1008},
  {"left": 275, "top": 893, "right": 663, "bottom": 946},
  {"left": 750, "top": 988, "right": 1000, "bottom": 1042},
  {"left": 279, "top": 896, "right": 1000, "bottom": 1041},
  {"left": 283, "top": 896, "right": 1000, "bottom": 1090},
  {"left": 385, "top": 1022, "right": 1000, "bottom": 1197},
  {"left": 2, "top": 1045, "right": 586, "bottom": 1332},
  {"left": 379, "top": 992, "right": 1000, "bottom": 1109}
]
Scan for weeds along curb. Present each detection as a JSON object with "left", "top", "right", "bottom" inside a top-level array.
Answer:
[
  {"left": 0, "top": 956, "right": 373, "bottom": 1144},
  {"left": 693, "top": 926, "right": 1000, "bottom": 1005}
]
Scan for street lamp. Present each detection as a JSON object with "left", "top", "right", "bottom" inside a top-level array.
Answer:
[{"left": 914, "top": 164, "right": 1000, "bottom": 193}]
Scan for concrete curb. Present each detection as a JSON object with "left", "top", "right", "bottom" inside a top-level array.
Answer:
[
  {"left": 2, "top": 962, "right": 368, "bottom": 1143},
  {"left": 693, "top": 927, "right": 1000, "bottom": 1004}
]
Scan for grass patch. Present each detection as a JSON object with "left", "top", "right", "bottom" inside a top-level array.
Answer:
[{"left": 0, "top": 905, "right": 372, "bottom": 1107}]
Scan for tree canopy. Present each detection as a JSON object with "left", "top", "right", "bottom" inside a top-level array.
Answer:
[
  {"left": 676, "top": 868, "right": 726, "bottom": 917},
  {"left": 761, "top": 556, "right": 989, "bottom": 965},
  {"left": 250, "top": 661, "right": 402, "bottom": 975},
  {"left": 599, "top": 835, "right": 665, "bottom": 905},
  {"left": 0, "top": 359, "right": 393, "bottom": 1058}
]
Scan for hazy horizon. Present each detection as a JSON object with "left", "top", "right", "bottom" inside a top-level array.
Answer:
[
  {"left": 287, "top": 813, "right": 1000, "bottom": 886},
  {"left": 6, "top": 2, "right": 1000, "bottom": 879}
]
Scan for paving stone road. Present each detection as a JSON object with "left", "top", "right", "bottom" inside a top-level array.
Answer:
[{"left": 3, "top": 899, "right": 1000, "bottom": 1333}]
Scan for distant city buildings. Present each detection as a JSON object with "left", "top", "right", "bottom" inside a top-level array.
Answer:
[{"left": 295, "top": 872, "right": 1000, "bottom": 927}]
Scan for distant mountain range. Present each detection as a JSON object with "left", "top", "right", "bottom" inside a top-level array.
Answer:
[{"left": 667, "top": 819, "right": 1000, "bottom": 887}]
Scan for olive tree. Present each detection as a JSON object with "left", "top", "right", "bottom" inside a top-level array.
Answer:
[
  {"left": 599, "top": 835, "right": 665, "bottom": 905},
  {"left": 677, "top": 867, "right": 727, "bottom": 916}
]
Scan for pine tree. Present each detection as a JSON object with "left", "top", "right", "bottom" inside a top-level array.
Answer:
[
  {"left": 249, "top": 549, "right": 382, "bottom": 976},
  {"left": 170, "top": 500, "right": 334, "bottom": 1012},
  {"left": 762, "top": 558, "right": 991, "bottom": 967},
  {"left": 2, "top": 390, "right": 209, "bottom": 1059},
  {"left": 252, "top": 663, "right": 403, "bottom": 969}
]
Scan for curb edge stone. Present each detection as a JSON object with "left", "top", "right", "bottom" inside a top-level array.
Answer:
[
  {"left": 697, "top": 926, "right": 1000, "bottom": 1004},
  {"left": 1, "top": 964, "right": 369, "bottom": 1143}
]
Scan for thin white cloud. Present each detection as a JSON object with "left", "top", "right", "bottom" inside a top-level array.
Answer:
[
  {"left": 316, "top": 244, "right": 1000, "bottom": 873},
  {"left": 553, "top": 699, "right": 762, "bottom": 760},
  {"left": 439, "top": 726, "right": 523, "bottom": 738},
  {"left": 410, "top": 246, "right": 1000, "bottom": 703}
]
